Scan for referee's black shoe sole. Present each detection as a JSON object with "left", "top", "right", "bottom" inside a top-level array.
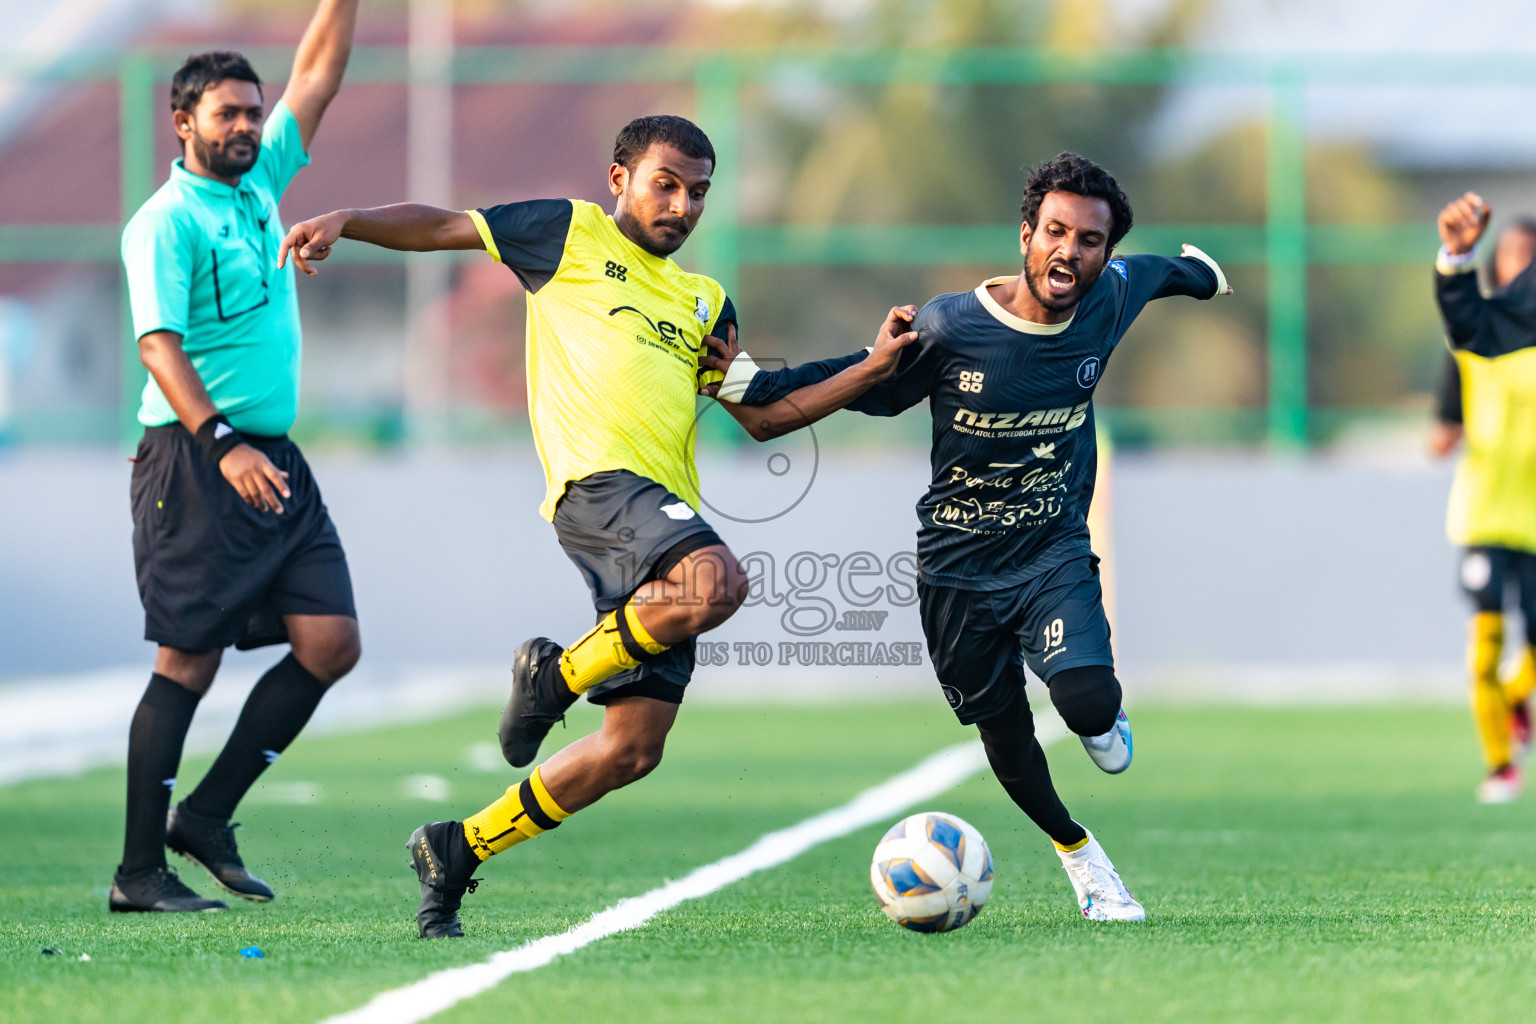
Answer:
[
  {"left": 409, "top": 822, "right": 479, "bottom": 939},
  {"left": 499, "top": 637, "right": 577, "bottom": 768},
  {"left": 166, "top": 800, "right": 275, "bottom": 903}
]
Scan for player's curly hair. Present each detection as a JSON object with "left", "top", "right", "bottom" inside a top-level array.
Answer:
[
  {"left": 170, "top": 51, "right": 262, "bottom": 115},
  {"left": 613, "top": 115, "right": 716, "bottom": 172},
  {"left": 1020, "top": 152, "right": 1134, "bottom": 251}
]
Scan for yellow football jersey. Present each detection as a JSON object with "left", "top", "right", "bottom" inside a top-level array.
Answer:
[
  {"left": 468, "top": 199, "right": 735, "bottom": 521},
  {"left": 1436, "top": 261, "right": 1536, "bottom": 552},
  {"left": 1446, "top": 347, "right": 1536, "bottom": 550}
]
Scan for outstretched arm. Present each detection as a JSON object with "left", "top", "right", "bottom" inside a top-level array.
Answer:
[
  {"left": 702, "top": 307, "right": 918, "bottom": 442},
  {"left": 278, "top": 204, "right": 484, "bottom": 274},
  {"left": 282, "top": 0, "right": 362, "bottom": 149}
]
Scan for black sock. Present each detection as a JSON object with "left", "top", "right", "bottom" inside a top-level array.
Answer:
[
  {"left": 121, "top": 674, "right": 202, "bottom": 874},
  {"left": 975, "top": 691, "right": 1087, "bottom": 848},
  {"left": 1047, "top": 664, "right": 1122, "bottom": 737},
  {"left": 186, "top": 654, "right": 327, "bottom": 820}
]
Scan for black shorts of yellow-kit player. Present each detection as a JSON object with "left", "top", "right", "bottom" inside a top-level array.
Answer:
[
  {"left": 552, "top": 469, "right": 723, "bottom": 705},
  {"left": 918, "top": 556, "right": 1113, "bottom": 725},
  {"left": 1460, "top": 546, "right": 1536, "bottom": 628},
  {"left": 130, "top": 424, "right": 355, "bottom": 652}
]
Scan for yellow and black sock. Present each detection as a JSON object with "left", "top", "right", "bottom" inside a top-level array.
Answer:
[
  {"left": 461, "top": 766, "right": 572, "bottom": 861},
  {"left": 1505, "top": 646, "right": 1536, "bottom": 708},
  {"left": 1053, "top": 834, "right": 1090, "bottom": 854},
  {"left": 1470, "top": 612, "right": 1511, "bottom": 770},
  {"left": 559, "top": 602, "right": 670, "bottom": 696}
]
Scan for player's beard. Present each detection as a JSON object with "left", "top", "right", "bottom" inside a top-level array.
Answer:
[
  {"left": 188, "top": 127, "right": 260, "bottom": 179},
  {"left": 618, "top": 207, "right": 690, "bottom": 257},
  {"left": 1023, "top": 236, "right": 1102, "bottom": 314}
]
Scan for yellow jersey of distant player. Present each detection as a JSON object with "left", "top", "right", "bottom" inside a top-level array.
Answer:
[
  {"left": 1435, "top": 257, "right": 1536, "bottom": 552},
  {"left": 468, "top": 199, "right": 735, "bottom": 521}
]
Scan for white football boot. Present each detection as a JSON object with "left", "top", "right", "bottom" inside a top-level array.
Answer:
[
  {"left": 1080, "top": 707, "right": 1133, "bottom": 774},
  {"left": 1057, "top": 829, "right": 1145, "bottom": 921},
  {"left": 1477, "top": 765, "right": 1523, "bottom": 804}
]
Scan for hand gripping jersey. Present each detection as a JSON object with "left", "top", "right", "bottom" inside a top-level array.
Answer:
[
  {"left": 1436, "top": 258, "right": 1536, "bottom": 553},
  {"left": 741, "top": 253, "right": 1220, "bottom": 588},
  {"left": 468, "top": 199, "right": 738, "bottom": 520}
]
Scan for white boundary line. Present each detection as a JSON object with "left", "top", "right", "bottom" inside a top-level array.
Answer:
[{"left": 317, "top": 721, "right": 1067, "bottom": 1024}]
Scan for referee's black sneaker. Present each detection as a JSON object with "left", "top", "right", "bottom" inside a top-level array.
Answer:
[
  {"left": 409, "top": 821, "right": 481, "bottom": 938},
  {"left": 109, "top": 865, "right": 227, "bottom": 913},
  {"left": 499, "top": 637, "right": 578, "bottom": 768},
  {"left": 166, "top": 800, "right": 275, "bottom": 903}
]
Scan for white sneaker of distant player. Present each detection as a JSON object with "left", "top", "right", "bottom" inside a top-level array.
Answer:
[
  {"left": 1080, "top": 708, "right": 1133, "bottom": 774},
  {"left": 1057, "top": 829, "right": 1145, "bottom": 922},
  {"left": 1476, "top": 766, "right": 1523, "bottom": 804}
]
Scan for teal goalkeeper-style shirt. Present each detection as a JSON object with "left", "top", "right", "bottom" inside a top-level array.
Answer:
[{"left": 122, "top": 99, "right": 310, "bottom": 437}]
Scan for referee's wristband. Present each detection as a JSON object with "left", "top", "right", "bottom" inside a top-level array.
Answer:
[{"left": 195, "top": 414, "right": 246, "bottom": 465}]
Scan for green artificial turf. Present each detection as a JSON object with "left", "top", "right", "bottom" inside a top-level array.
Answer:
[{"left": 2, "top": 702, "right": 1534, "bottom": 1024}]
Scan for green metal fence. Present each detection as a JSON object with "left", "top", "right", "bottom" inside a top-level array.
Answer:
[{"left": 3, "top": 46, "right": 1487, "bottom": 450}]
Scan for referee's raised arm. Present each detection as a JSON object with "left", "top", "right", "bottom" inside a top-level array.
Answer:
[{"left": 281, "top": 0, "right": 361, "bottom": 149}]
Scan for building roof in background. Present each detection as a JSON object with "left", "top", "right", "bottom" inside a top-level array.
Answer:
[{"left": 0, "top": 4, "right": 693, "bottom": 224}]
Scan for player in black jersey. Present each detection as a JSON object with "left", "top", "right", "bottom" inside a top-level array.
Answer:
[{"left": 702, "top": 152, "right": 1229, "bottom": 921}]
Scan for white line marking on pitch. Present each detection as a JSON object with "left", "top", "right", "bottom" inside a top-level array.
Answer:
[{"left": 316, "top": 720, "right": 1067, "bottom": 1024}]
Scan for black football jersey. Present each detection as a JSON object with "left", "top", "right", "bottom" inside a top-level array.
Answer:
[{"left": 740, "top": 254, "right": 1219, "bottom": 589}]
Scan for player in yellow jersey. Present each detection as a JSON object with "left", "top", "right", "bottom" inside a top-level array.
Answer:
[
  {"left": 279, "top": 115, "right": 918, "bottom": 935},
  {"left": 1432, "top": 191, "right": 1536, "bottom": 803}
]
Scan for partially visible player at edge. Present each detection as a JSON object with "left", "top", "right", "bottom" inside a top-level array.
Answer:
[
  {"left": 1430, "top": 192, "right": 1536, "bottom": 804},
  {"left": 701, "top": 153, "right": 1231, "bottom": 922},
  {"left": 112, "top": 0, "right": 361, "bottom": 913},
  {"left": 279, "top": 115, "right": 918, "bottom": 937}
]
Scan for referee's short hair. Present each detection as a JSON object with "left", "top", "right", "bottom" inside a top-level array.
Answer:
[
  {"left": 613, "top": 115, "right": 716, "bottom": 173},
  {"left": 170, "top": 51, "right": 263, "bottom": 115},
  {"left": 1021, "top": 152, "right": 1134, "bottom": 252}
]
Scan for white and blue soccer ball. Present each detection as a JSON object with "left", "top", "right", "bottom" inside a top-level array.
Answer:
[{"left": 870, "top": 811, "right": 993, "bottom": 933}]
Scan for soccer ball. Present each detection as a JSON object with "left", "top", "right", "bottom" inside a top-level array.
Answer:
[{"left": 870, "top": 811, "right": 993, "bottom": 932}]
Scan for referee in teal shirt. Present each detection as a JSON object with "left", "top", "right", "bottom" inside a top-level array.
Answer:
[{"left": 112, "top": 0, "right": 361, "bottom": 914}]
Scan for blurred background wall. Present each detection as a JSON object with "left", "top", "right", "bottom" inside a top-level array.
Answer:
[{"left": 3, "top": 0, "right": 1532, "bottom": 694}]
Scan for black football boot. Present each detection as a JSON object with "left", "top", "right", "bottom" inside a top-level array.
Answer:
[
  {"left": 499, "top": 637, "right": 578, "bottom": 768},
  {"left": 109, "top": 865, "right": 227, "bottom": 913},
  {"left": 165, "top": 800, "right": 275, "bottom": 902},
  {"left": 408, "top": 821, "right": 481, "bottom": 938}
]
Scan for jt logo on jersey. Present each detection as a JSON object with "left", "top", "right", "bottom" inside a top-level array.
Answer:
[{"left": 1076, "top": 357, "right": 1100, "bottom": 387}]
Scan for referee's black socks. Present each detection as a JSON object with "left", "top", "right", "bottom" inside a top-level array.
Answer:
[
  {"left": 186, "top": 654, "right": 327, "bottom": 820},
  {"left": 121, "top": 674, "right": 201, "bottom": 874}
]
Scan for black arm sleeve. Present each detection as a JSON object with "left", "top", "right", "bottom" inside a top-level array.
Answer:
[
  {"left": 711, "top": 296, "right": 739, "bottom": 343},
  {"left": 476, "top": 198, "right": 573, "bottom": 293},
  {"left": 1124, "top": 253, "right": 1218, "bottom": 301},
  {"left": 1110, "top": 254, "right": 1220, "bottom": 337},
  {"left": 1435, "top": 352, "right": 1463, "bottom": 425},
  {"left": 740, "top": 351, "right": 864, "bottom": 404},
  {"left": 1431, "top": 263, "right": 1536, "bottom": 359},
  {"left": 739, "top": 335, "right": 936, "bottom": 418}
]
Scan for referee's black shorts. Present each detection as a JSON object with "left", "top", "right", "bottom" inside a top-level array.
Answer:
[{"left": 130, "top": 424, "right": 356, "bottom": 653}]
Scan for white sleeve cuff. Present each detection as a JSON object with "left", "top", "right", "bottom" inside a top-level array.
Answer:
[
  {"left": 716, "top": 351, "right": 761, "bottom": 404},
  {"left": 1437, "top": 245, "right": 1478, "bottom": 276},
  {"left": 1181, "top": 244, "right": 1228, "bottom": 297}
]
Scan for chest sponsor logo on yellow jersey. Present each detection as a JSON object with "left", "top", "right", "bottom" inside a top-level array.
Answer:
[{"left": 608, "top": 304, "right": 702, "bottom": 366}]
